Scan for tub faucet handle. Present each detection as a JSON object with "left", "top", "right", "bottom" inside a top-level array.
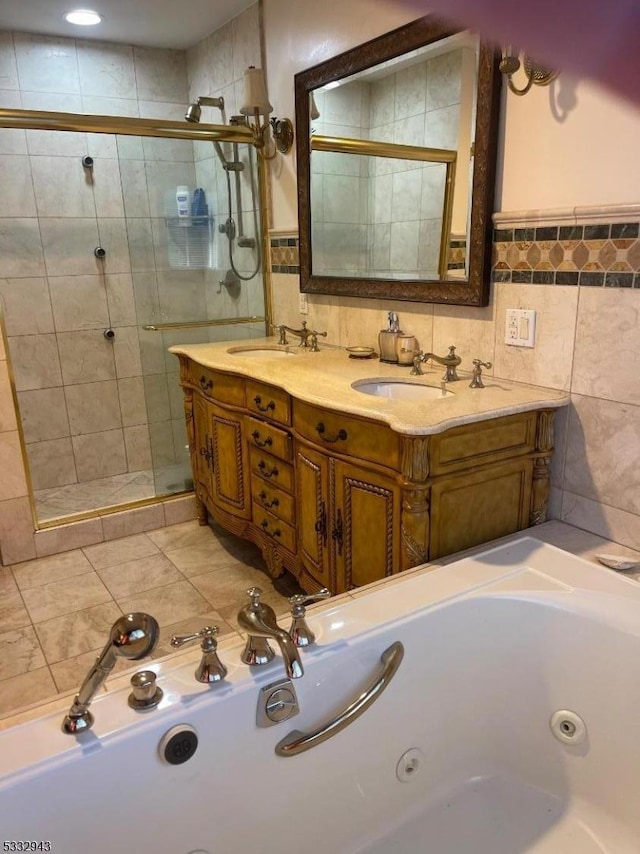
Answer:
[
  {"left": 170, "top": 625, "right": 227, "bottom": 684},
  {"left": 289, "top": 588, "right": 331, "bottom": 647}
]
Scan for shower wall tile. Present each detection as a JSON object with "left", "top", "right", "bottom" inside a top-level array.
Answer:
[
  {"left": 117, "top": 377, "right": 147, "bottom": 427},
  {"left": 0, "top": 90, "right": 26, "bottom": 156},
  {"left": 123, "top": 424, "right": 152, "bottom": 472},
  {"left": 231, "top": 3, "right": 262, "bottom": 82},
  {"left": 73, "top": 429, "right": 127, "bottom": 482},
  {"left": 22, "top": 93, "right": 84, "bottom": 157},
  {"left": 116, "top": 134, "right": 144, "bottom": 161},
  {"left": 86, "top": 132, "right": 118, "bottom": 159},
  {"left": 424, "top": 103, "right": 459, "bottom": 150},
  {"left": 65, "top": 380, "right": 122, "bottom": 436},
  {"left": 145, "top": 161, "right": 197, "bottom": 217},
  {"left": 0, "top": 155, "right": 36, "bottom": 217},
  {"left": 105, "top": 273, "right": 137, "bottom": 327},
  {"left": 572, "top": 287, "right": 640, "bottom": 405},
  {"left": 120, "top": 162, "right": 150, "bottom": 217},
  {"left": 48, "top": 274, "right": 110, "bottom": 332},
  {"left": 92, "top": 159, "right": 125, "bottom": 218},
  {"left": 126, "top": 220, "right": 156, "bottom": 271},
  {"left": 80, "top": 95, "right": 139, "bottom": 117},
  {"left": 149, "top": 421, "right": 176, "bottom": 467},
  {"left": 133, "top": 47, "right": 188, "bottom": 103},
  {"left": 395, "top": 64, "right": 427, "bottom": 120},
  {"left": 0, "top": 33, "right": 19, "bottom": 90},
  {"left": 0, "top": 366, "right": 17, "bottom": 433},
  {"left": 138, "top": 328, "right": 166, "bottom": 375},
  {"left": 0, "top": 431, "right": 29, "bottom": 499},
  {"left": 0, "top": 220, "right": 45, "bottom": 278},
  {"left": 172, "top": 417, "right": 188, "bottom": 464},
  {"left": 0, "top": 497, "right": 36, "bottom": 564},
  {"left": 96, "top": 218, "right": 131, "bottom": 274},
  {"left": 13, "top": 33, "right": 80, "bottom": 95},
  {"left": 76, "top": 40, "right": 136, "bottom": 99},
  {"left": 30, "top": 156, "right": 96, "bottom": 218},
  {"left": 157, "top": 270, "right": 207, "bottom": 322},
  {"left": 132, "top": 272, "right": 160, "bottom": 324},
  {"left": 426, "top": 50, "right": 463, "bottom": 110},
  {"left": 26, "top": 437, "right": 77, "bottom": 491},
  {"left": 113, "top": 326, "right": 142, "bottom": 378},
  {"left": 16, "top": 388, "right": 70, "bottom": 443},
  {"left": 9, "top": 334, "right": 62, "bottom": 391},
  {"left": 0, "top": 277, "right": 54, "bottom": 335},
  {"left": 167, "top": 371, "right": 184, "bottom": 419},
  {"left": 40, "top": 218, "right": 100, "bottom": 277},
  {"left": 57, "top": 331, "right": 116, "bottom": 385},
  {"left": 143, "top": 374, "right": 171, "bottom": 423}
]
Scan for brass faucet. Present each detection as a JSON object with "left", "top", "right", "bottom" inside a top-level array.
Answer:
[
  {"left": 277, "top": 321, "right": 327, "bottom": 351},
  {"left": 410, "top": 345, "right": 461, "bottom": 381}
]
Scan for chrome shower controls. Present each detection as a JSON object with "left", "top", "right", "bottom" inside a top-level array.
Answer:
[{"left": 128, "top": 669, "right": 163, "bottom": 711}]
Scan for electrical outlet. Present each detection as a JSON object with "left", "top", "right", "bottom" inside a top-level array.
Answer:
[
  {"left": 299, "top": 292, "right": 309, "bottom": 315},
  {"left": 505, "top": 309, "right": 536, "bottom": 348}
]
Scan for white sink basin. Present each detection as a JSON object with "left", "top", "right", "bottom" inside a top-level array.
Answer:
[
  {"left": 226, "top": 347, "right": 296, "bottom": 358},
  {"left": 352, "top": 379, "right": 454, "bottom": 401}
]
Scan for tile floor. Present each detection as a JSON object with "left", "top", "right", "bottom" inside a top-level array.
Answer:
[
  {"left": 0, "top": 519, "right": 302, "bottom": 719},
  {"left": 34, "top": 464, "right": 193, "bottom": 521}
]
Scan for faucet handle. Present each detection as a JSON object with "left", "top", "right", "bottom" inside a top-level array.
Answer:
[
  {"left": 246, "top": 586, "right": 263, "bottom": 610},
  {"left": 170, "top": 626, "right": 227, "bottom": 684},
  {"left": 469, "top": 358, "right": 493, "bottom": 389},
  {"left": 289, "top": 588, "right": 331, "bottom": 647}
]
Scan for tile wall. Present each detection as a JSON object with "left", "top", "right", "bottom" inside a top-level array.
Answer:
[
  {"left": 0, "top": 2, "right": 265, "bottom": 561},
  {"left": 269, "top": 204, "right": 640, "bottom": 551}
]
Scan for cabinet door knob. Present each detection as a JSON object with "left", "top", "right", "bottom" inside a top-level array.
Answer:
[{"left": 316, "top": 422, "right": 348, "bottom": 443}]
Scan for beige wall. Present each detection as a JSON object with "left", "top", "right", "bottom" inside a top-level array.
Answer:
[{"left": 264, "top": 0, "right": 640, "bottom": 551}]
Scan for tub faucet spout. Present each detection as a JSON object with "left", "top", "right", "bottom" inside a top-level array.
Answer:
[{"left": 238, "top": 587, "right": 304, "bottom": 679}]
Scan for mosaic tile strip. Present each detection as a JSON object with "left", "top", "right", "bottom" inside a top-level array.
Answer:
[
  {"left": 492, "top": 221, "right": 640, "bottom": 287},
  {"left": 270, "top": 236, "right": 300, "bottom": 275},
  {"left": 448, "top": 235, "right": 467, "bottom": 271}
]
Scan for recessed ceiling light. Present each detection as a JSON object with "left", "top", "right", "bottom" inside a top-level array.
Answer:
[{"left": 64, "top": 9, "right": 102, "bottom": 26}]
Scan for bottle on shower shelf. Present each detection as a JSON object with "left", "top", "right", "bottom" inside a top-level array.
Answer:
[{"left": 176, "top": 185, "right": 190, "bottom": 218}]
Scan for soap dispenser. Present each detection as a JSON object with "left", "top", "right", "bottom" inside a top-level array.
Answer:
[{"left": 378, "top": 311, "right": 401, "bottom": 363}]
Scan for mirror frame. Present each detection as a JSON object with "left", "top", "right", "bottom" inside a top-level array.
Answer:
[{"left": 294, "top": 16, "right": 501, "bottom": 306}]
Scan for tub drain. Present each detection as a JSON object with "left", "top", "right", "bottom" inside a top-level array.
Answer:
[
  {"left": 396, "top": 748, "right": 425, "bottom": 783},
  {"left": 550, "top": 710, "right": 587, "bottom": 745}
]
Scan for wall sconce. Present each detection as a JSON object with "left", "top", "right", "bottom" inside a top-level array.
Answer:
[
  {"left": 240, "top": 66, "right": 294, "bottom": 158},
  {"left": 499, "top": 48, "right": 558, "bottom": 96}
]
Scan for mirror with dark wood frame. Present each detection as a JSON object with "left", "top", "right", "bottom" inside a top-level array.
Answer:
[{"left": 294, "top": 17, "right": 501, "bottom": 306}]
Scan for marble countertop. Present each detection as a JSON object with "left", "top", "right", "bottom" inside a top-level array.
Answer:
[{"left": 169, "top": 337, "right": 570, "bottom": 436}]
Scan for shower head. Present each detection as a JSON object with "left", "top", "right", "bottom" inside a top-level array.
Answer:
[
  {"left": 185, "top": 102, "right": 202, "bottom": 123},
  {"left": 185, "top": 95, "right": 225, "bottom": 124}
]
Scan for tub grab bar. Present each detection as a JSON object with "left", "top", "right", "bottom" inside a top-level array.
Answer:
[{"left": 275, "top": 640, "right": 404, "bottom": 757}]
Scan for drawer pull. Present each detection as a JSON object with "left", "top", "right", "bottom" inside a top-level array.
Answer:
[
  {"left": 253, "top": 395, "right": 276, "bottom": 413},
  {"left": 261, "top": 519, "right": 281, "bottom": 538},
  {"left": 258, "top": 490, "right": 279, "bottom": 510},
  {"left": 332, "top": 508, "right": 344, "bottom": 555},
  {"left": 258, "top": 460, "right": 279, "bottom": 479},
  {"left": 251, "top": 430, "right": 273, "bottom": 449},
  {"left": 199, "top": 375, "right": 214, "bottom": 391},
  {"left": 316, "top": 422, "right": 348, "bottom": 444}
]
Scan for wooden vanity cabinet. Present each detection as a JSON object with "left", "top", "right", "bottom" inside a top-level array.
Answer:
[{"left": 179, "top": 354, "right": 556, "bottom": 595}]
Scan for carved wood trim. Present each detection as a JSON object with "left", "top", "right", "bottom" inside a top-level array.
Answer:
[
  {"left": 211, "top": 412, "right": 246, "bottom": 510},
  {"left": 342, "top": 477, "right": 394, "bottom": 589},
  {"left": 401, "top": 435, "right": 430, "bottom": 481},
  {"left": 296, "top": 448, "right": 326, "bottom": 570},
  {"left": 535, "top": 409, "right": 556, "bottom": 452}
]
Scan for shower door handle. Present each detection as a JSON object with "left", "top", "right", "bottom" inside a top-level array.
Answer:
[{"left": 275, "top": 641, "right": 404, "bottom": 757}]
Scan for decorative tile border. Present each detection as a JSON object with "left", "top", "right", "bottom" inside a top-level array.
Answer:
[
  {"left": 492, "top": 221, "right": 640, "bottom": 287},
  {"left": 270, "top": 235, "right": 300, "bottom": 275}
]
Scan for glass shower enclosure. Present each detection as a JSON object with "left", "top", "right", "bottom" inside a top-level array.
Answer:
[{"left": 0, "top": 107, "right": 268, "bottom": 525}]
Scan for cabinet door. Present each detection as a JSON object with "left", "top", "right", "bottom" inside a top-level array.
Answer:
[
  {"left": 295, "top": 444, "right": 332, "bottom": 590},
  {"left": 192, "top": 392, "right": 213, "bottom": 507},
  {"left": 209, "top": 402, "right": 251, "bottom": 520},
  {"left": 332, "top": 460, "right": 401, "bottom": 593}
]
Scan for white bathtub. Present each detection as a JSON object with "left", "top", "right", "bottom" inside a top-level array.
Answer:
[{"left": 2, "top": 536, "right": 640, "bottom": 854}]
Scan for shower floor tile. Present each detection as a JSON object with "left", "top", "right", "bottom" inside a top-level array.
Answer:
[{"left": 0, "top": 519, "right": 301, "bottom": 720}]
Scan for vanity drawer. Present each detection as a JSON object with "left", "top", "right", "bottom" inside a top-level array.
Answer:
[
  {"left": 249, "top": 447, "right": 295, "bottom": 493},
  {"left": 252, "top": 503, "right": 296, "bottom": 554},
  {"left": 293, "top": 400, "right": 401, "bottom": 470},
  {"left": 246, "top": 380, "right": 291, "bottom": 426},
  {"left": 185, "top": 362, "right": 245, "bottom": 407},
  {"left": 251, "top": 479, "right": 296, "bottom": 525},
  {"left": 246, "top": 416, "right": 293, "bottom": 461},
  {"left": 430, "top": 412, "right": 537, "bottom": 476}
]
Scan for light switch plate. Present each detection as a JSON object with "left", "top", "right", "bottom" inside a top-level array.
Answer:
[
  {"left": 505, "top": 308, "right": 536, "bottom": 348},
  {"left": 299, "top": 292, "right": 309, "bottom": 315}
]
